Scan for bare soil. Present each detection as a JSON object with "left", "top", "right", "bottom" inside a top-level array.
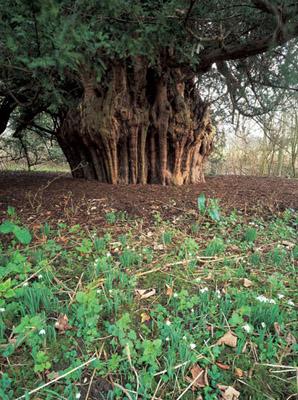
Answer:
[{"left": 0, "top": 171, "right": 297, "bottom": 228}]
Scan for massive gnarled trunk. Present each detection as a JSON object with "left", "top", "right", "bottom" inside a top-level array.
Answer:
[{"left": 57, "top": 59, "right": 214, "bottom": 185}]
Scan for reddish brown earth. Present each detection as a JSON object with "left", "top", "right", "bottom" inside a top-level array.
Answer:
[{"left": 0, "top": 171, "right": 297, "bottom": 227}]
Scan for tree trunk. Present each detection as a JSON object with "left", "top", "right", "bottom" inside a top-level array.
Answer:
[{"left": 57, "top": 60, "right": 214, "bottom": 185}]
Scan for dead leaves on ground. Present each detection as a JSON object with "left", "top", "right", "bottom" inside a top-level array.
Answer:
[
  {"left": 187, "top": 365, "right": 240, "bottom": 399},
  {"left": 135, "top": 288, "right": 156, "bottom": 299},
  {"left": 215, "top": 331, "right": 238, "bottom": 348},
  {"left": 186, "top": 364, "right": 209, "bottom": 388},
  {"left": 242, "top": 278, "right": 254, "bottom": 288},
  {"left": 217, "top": 385, "right": 240, "bottom": 400},
  {"left": 55, "top": 313, "right": 72, "bottom": 334}
]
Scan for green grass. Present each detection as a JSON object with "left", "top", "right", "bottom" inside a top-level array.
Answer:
[{"left": 0, "top": 199, "right": 297, "bottom": 400}]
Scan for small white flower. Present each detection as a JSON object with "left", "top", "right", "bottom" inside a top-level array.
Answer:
[
  {"left": 189, "top": 253, "right": 192, "bottom": 257},
  {"left": 216, "top": 289, "right": 221, "bottom": 298},
  {"left": 200, "top": 287, "right": 208, "bottom": 293},
  {"left": 39, "top": 329, "right": 46, "bottom": 335},
  {"left": 268, "top": 299, "right": 276, "bottom": 304},
  {"left": 95, "top": 258, "right": 99, "bottom": 263},
  {"left": 173, "top": 293, "right": 178, "bottom": 298},
  {"left": 0, "top": 308, "right": 5, "bottom": 312},
  {"left": 195, "top": 277, "right": 201, "bottom": 282},
  {"left": 115, "top": 247, "right": 119, "bottom": 252},
  {"left": 190, "top": 343, "right": 196, "bottom": 350},
  {"left": 278, "top": 294, "right": 284, "bottom": 299},
  {"left": 166, "top": 320, "right": 171, "bottom": 326},
  {"left": 288, "top": 300, "right": 295, "bottom": 306},
  {"left": 165, "top": 337, "right": 170, "bottom": 341},
  {"left": 96, "top": 289, "right": 101, "bottom": 294},
  {"left": 191, "top": 308, "right": 194, "bottom": 313},
  {"left": 109, "top": 289, "right": 113, "bottom": 294},
  {"left": 76, "top": 394, "right": 81, "bottom": 399},
  {"left": 127, "top": 246, "right": 130, "bottom": 249},
  {"left": 256, "top": 295, "right": 268, "bottom": 303},
  {"left": 38, "top": 274, "right": 43, "bottom": 279},
  {"left": 55, "top": 321, "right": 59, "bottom": 326},
  {"left": 242, "top": 324, "right": 251, "bottom": 333},
  {"left": 23, "top": 282, "right": 28, "bottom": 287},
  {"left": 132, "top": 248, "right": 135, "bottom": 251},
  {"left": 261, "top": 322, "right": 266, "bottom": 328},
  {"left": 183, "top": 335, "right": 187, "bottom": 340},
  {"left": 106, "top": 252, "right": 111, "bottom": 257}
]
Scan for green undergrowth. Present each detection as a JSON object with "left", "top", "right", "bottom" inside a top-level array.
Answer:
[{"left": 0, "top": 196, "right": 297, "bottom": 400}]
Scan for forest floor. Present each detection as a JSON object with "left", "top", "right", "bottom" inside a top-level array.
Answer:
[
  {"left": 0, "top": 171, "right": 297, "bottom": 400},
  {"left": 0, "top": 171, "right": 297, "bottom": 227}
]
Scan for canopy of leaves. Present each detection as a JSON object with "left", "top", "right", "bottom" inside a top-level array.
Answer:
[{"left": 1, "top": 0, "right": 298, "bottom": 135}]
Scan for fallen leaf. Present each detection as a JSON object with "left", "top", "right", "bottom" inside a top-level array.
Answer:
[
  {"left": 274, "top": 322, "right": 282, "bottom": 336},
  {"left": 135, "top": 288, "right": 156, "bottom": 299},
  {"left": 186, "top": 364, "right": 208, "bottom": 388},
  {"left": 283, "top": 280, "right": 290, "bottom": 287},
  {"left": 234, "top": 367, "right": 243, "bottom": 377},
  {"left": 242, "top": 278, "right": 253, "bottom": 288},
  {"left": 216, "top": 331, "right": 238, "bottom": 348},
  {"left": 55, "top": 313, "right": 72, "bottom": 334},
  {"left": 285, "top": 332, "right": 297, "bottom": 345},
  {"left": 217, "top": 385, "right": 240, "bottom": 400},
  {"left": 215, "top": 362, "right": 230, "bottom": 370},
  {"left": 47, "top": 371, "right": 60, "bottom": 380},
  {"left": 281, "top": 240, "right": 295, "bottom": 248},
  {"left": 230, "top": 245, "right": 239, "bottom": 251},
  {"left": 141, "top": 312, "right": 151, "bottom": 323},
  {"left": 165, "top": 284, "right": 174, "bottom": 296}
]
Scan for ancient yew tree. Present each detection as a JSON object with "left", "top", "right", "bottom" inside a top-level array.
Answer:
[{"left": 1, "top": 1, "right": 298, "bottom": 184}]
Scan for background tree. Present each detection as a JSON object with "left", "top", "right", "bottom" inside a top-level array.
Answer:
[{"left": 1, "top": 0, "right": 298, "bottom": 184}]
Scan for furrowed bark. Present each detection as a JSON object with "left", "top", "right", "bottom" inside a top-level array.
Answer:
[{"left": 57, "top": 60, "right": 214, "bottom": 184}]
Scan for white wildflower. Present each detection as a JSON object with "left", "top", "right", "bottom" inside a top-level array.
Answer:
[
  {"left": 200, "top": 287, "right": 208, "bottom": 294},
  {"left": 166, "top": 320, "right": 171, "bottom": 326},
  {"left": 96, "top": 289, "right": 101, "bottom": 294},
  {"left": 190, "top": 343, "right": 196, "bottom": 350},
  {"left": 165, "top": 337, "right": 170, "bottom": 341},
  {"left": 195, "top": 277, "right": 201, "bottom": 282},
  {"left": 191, "top": 308, "right": 194, "bottom": 313},
  {"left": 242, "top": 324, "right": 251, "bottom": 333},
  {"left": 0, "top": 308, "right": 5, "bottom": 313},
  {"left": 288, "top": 300, "right": 295, "bottom": 306},
  {"left": 38, "top": 274, "right": 43, "bottom": 279},
  {"left": 278, "top": 294, "right": 284, "bottom": 299},
  {"left": 173, "top": 293, "right": 178, "bottom": 298},
  {"left": 183, "top": 335, "right": 187, "bottom": 340},
  {"left": 268, "top": 299, "right": 276, "bottom": 304},
  {"left": 23, "top": 282, "right": 29, "bottom": 287},
  {"left": 115, "top": 247, "right": 119, "bottom": 252},
  {"left": 76, "top": 394, "right": 81, "bottom": 399},
  {"left": 39, "top": 329, "right": 46, "bottom": 335},
  {"left": 261, "top": 322, "right": 266, "bottom": 328},
  {"left": 55, "top": 321, "right": 59, "bottom": 326},
  {"left": 109, "top": 289, "right": 113, "bottom": 294},
  {"left": 256, "top": 295, "right": 268, "bottom": 303},
  {"left": 106, "top": 252, "right": 111, "bottom": 257}
]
